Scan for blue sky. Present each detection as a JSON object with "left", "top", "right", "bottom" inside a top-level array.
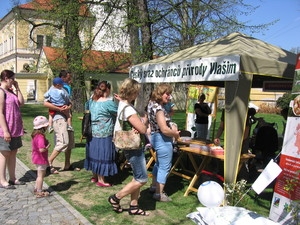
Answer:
[
  {"left": 241, "top": 0, "right": 300, "bottom": 51},
  {"left": 1, "top": 0, "right": 299, "bottom": 51}
]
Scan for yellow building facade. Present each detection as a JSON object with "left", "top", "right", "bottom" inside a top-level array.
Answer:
[
  {"left": 0, "top": 2, "right": 97, "bottom": 102},
  {"left": 0, "top": 12, "right": 55, "bottom": 102}
]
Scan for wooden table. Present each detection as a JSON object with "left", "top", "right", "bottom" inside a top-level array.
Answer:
[{"left": 170, "top": 139, "right": 255, "bottom": 196}]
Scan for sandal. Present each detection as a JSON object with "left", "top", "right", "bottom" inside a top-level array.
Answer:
[
  {"left": 128, "top": 205, "right": 149, "bottom": 216},
  {"left": 0, "top": 184, "right": 16, "bottom": 189},
  {"left": 108, "top": 194, "right": 123, "bottom": 213},
  {"left": 36, "top": 191, "right": 51, "bottom": 198},
  {"left": 34, "top": 189, "right": 50, "bottom": 194},
  {"left": 50, "top": 167, "right": 59, "bottom": 174},
  {"left": 9, "top": 179, "right": 25, "bottom": 185}
]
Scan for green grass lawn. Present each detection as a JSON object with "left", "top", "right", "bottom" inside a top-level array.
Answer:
[{"left": 18, "top": 104, "right": 286, "bottom": 225}]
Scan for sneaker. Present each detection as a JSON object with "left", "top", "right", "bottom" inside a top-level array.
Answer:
[
  {"left": 67, "top": 126, "right": 74, "bottom": 131},
  {"left": 153, "top": 192, "right": 172, "bottom": 202},
  {"left": 48, "top": 127, "right": 54, "bottom": 134}
]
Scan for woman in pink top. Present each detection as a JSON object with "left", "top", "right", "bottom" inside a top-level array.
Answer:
[
  {"left": 31, "top": 116, "right": 51, "bottom": 198},
  {"left": 0, "top": 70, "right": 25, "bottom": 189}
]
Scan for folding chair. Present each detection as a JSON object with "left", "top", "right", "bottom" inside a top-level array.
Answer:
[
  {"left": 146, "top": 146, "right": 156, "bottom": 169},
  {"left": 119, "top": 135, "right": 157, "bottom": 171}
]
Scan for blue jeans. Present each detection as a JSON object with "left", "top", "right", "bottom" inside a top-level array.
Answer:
[
  {"left": 124, "top": 148, "right": 148, "bottom": 183},
  {"left": 151, "top": 132, "right": 173, "bottom": 184}
]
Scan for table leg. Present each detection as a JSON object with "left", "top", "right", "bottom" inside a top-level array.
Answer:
[
  {"left": 184, "top": 155, "right": 212, "bottom": 197},
  {"left": 169, "top": 151, "right": 186, "bottom": 178},
  {"left": 187, "top": 153, "right": 199, "bottom": 172}
]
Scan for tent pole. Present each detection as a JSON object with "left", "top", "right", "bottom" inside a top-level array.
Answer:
[{"left": 224, "top": 73, "right": 253, "bottom": 184}]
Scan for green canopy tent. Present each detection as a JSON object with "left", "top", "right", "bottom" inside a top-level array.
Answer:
[{"left": 129, "top": 32, "right": 296, "bottom": 184}]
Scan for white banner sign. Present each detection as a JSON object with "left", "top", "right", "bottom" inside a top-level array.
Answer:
[{"left": 129, "top": 55, "right": 240, "bottom": 83}]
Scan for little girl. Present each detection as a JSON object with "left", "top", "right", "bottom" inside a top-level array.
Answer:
[{"left": 31, "top": 116, "right": 51, "bottom": 198}]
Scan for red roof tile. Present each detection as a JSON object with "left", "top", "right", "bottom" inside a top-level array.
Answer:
[
  {"left": 19, "top": 0, "right": 53, "bottom": 11},
  {"left": 42, "top": 46, "right": 131, "bottom": 73},
  {"left": 19, "top": 0, "right": 90, "bottom": 16}
]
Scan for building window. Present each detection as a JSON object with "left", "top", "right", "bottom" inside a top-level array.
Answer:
[
  {"left": 36, "top": 35, "right": 52, "bottom": 48},
  {"left": 4, "top": 40, "right": 7, "bottom": 53},
  {"left": 9, "top": 36, "right": 14, "bottom": 51},
  {"left": 46, "top": 36, "right": 52, "bottom": 47},
  {"left": 37, "top": 35, "right": 44, "bottom": 49}
]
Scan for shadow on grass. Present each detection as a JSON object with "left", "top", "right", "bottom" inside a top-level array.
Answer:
[
  {"left": 108, "top": 167, "right": 132, "bottom": 185},
  {"left": 20, "top": 167, "right": 67, "bottom": 184},
  {"left": 165, "top": 175, "right": 187, "bottom": 196},
  {"left": 20, "top": 169, "right": 81, "bottom": 193},
  {"left": 247, "top": 189, "right": 274, "bottom": 211},
  {"left": 20, "top": 170, "right": 39, "bottom": 183},
  {"left": 139, "top": 188, "right": 157, "bottom": 211},
  {"left": 70, "top": 159, "right": 85, "bottom": 170},
  {"left": 49, "top": 180, "right": 79, "bottom": 192}
]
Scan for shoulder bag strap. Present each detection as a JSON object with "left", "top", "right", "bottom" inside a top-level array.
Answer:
[
  {"left": 118, "top": 105, "right": 129, "bottom": 130},
  {"left": 0, "top": 87, "right": 6, "bottom": 98},
  {"left": 118, "top": 105, "right": 138, "bottom": 130},
  {"left": 0, "top": 87, "right": 6, "bottom": 115}
]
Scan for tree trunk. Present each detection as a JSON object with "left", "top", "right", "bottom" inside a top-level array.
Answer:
[
  {"left": 64, "top": 0, "right": 85, "bottom": 112},
  {"left": 127, "top": 0, "right": 154, "bottom": 112},
  {"left": 137, "top": 0, "right": 153, "bottom": 61}
]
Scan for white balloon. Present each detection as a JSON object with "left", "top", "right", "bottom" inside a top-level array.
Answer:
[{"left": 197, "top": 181, "right": 224, "bottom": 207}]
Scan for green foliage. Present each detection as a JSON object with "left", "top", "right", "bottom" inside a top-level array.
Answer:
[
  {"left": 276, "top": 92, "right": 297, "bottom": 109},
  {"left": 224, "top": 179, "right": 248, "bottom": 206},
  {"left": 283, "top": 170, "right": 300, "bottom": 224},
  {"left": 283, "top": 177, "right": 298, "bottom": 194}
]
